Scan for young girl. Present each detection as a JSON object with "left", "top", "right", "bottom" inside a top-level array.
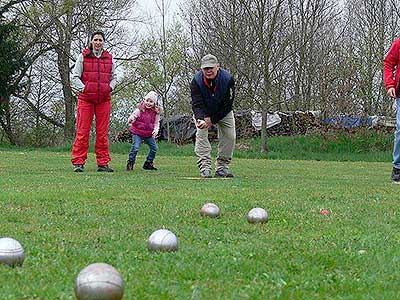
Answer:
[{"left": 126, "top": 91, "right": 160, "bottom": 171}]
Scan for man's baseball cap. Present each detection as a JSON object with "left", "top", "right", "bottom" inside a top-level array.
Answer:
[{"left": 200, "top": 54, "right": 218, "bottom": 69}]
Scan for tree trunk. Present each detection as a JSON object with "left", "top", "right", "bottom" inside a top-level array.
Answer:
[
  {"left": 164, "top": 101, "right": 171, "bottom": 143},
  {"left": 57, "top": 52, "right": 75, "bottom": 139},
  {"left": 160, "top": 0, "right": 171, "bottom": 143},
  {"left": 260, "top": 108, "right": 268, "bottom": 153},
  {"left": 0, "top": 95, "right": 17, "bottom": 145}
]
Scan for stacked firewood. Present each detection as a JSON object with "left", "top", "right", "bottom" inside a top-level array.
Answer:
[
  {"left": 235, "top": 111, "right": 258, "bottom": 138},
  {"left": 113, "top": 111, "right": 394, "bottom": 144},
  {"left": 114, "top": 129, "right": 131, "bottom": 143},
  {"left": 263, "top": 111, "right": 321, "bottom": 137}
]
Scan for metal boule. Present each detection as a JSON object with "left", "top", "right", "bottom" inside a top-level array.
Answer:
[
  {"left": 74, "top": 262, "right": 124, "bottom": 300},
  {"left": 247, "top": 207, "right": 268, "bottom": 224},
  {"left": 0, "top": 237, "right": 25, "bottom": 267},
  {"left": 200, "top": 202, "right": 221, "bottom": 218},
  {"left": 147, "top": 229, "right": 178, "bottom": 252}
]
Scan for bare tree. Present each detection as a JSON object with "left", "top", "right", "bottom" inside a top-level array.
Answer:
[
  {"left": 118, "top": 0, "right": 193, "bottom": 142},
  {"left": 8, "top": 0, "right": 139, "bottom": 142},
  {"left": 342, "top": 0, "right": 400, "bottom": 116}
]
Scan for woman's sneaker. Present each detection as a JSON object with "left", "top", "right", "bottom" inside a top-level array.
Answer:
[
  {"left": 97, "top": 165, "right": 114, "bottom": 172},
  {"left": 73, "top": 164, "right": 84, "bottom": 172}
]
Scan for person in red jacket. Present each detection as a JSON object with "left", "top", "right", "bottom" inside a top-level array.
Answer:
[
  {"left": 384, "top": 38, "right": 400, "bottom": 183},
  {"left": 71, "top": 31, "right": 116, "bottom": 172},
  {"left": 126, "top": 91, "right": 160, "bottom": 171}
]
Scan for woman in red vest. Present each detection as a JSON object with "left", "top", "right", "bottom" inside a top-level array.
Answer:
[{"left": 71, "top": 31, "right": 116, "bottom": 172}]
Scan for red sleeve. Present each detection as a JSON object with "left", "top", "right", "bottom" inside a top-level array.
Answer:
[{"left": 383, "top": 39, "right": 400, "bottom": 90}]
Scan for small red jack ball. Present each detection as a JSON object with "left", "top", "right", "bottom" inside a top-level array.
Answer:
[{"left": 320, "top": 209, "right": 329, "bottom": 216}]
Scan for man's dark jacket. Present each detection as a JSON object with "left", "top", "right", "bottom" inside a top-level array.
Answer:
[{"left": 190, "top": 68, "right": 235, "bottom": 124}]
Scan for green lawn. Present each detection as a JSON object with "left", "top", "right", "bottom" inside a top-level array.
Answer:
[{"left": 0, "top": 148, "right": 399, "bottom": 299}]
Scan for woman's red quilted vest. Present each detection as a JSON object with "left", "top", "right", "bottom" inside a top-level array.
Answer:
[{"left": 78, "top": 48, "right": 113, "bottom": 103}]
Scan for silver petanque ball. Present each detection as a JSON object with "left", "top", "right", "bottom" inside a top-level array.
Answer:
[
  {"left": 247, "top": 207, "right": 269, "bottom": 224},
  {"left": 147, "top": 229, "right": 178, "bottom": 252},
  {"left": 0, "top": 237, "right": 25, "bottom": 267},
  {"left": 74, "top": 263, "right": 124, "bottom": 300},
  {"left": 200, "top": 202, "right": 221, "bottom": 218}
]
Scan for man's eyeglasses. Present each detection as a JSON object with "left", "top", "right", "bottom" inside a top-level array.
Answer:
[{"left": 203, "top": 67, "right": 214, "bottom": 71}]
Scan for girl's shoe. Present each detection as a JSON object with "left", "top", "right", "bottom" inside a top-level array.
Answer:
[
  {"left": 126, "top": 160, "right": 135, "bottom": 171},
  {"left": 143, "top": 161, "right": 158, "bottom": 170}
]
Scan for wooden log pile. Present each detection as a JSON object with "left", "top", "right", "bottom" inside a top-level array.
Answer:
[
  {"left": 114, "top": 129, "right": 131, "bottom": 143},
  {"left": 113, "top": 111, "right": 395, "bottom": 144},
  {"left": 235, "top": 111, "right": 258, "bottom": 138},
  {"left": 264, "top": 111, "right": 321, "bottom": 137}
]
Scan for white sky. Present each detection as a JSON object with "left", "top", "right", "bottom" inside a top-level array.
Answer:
[{"left": 136, "top": 0, "right": 181, "bottom": 22}]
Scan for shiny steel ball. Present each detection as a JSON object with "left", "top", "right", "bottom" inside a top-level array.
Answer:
[
  {"left": 200, "top": 202, "right": 221, "bottom": 218},
  {"left": 74, "top": 263, "right": 124, "bottom": 300},
  {"left": 247, "top": 207, "right": 268, "bottom": 224},
  {"left": 0, "top": 237, "right": 25, "bottom": 267},
  {"left": 147, "top": 229, "right": 178, "bottom": 252}
]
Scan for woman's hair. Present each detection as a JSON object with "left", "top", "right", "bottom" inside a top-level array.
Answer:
[
  {"left": 90, "top": 31, "right": 105, "bottom": 42},
  {"left": 88, "top": 31, "right": 105, "bottom": 52}
]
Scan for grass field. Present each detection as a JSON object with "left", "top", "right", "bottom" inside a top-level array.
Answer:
[{"left": 0, "top": 145, "right": 399, "bottom": 299}]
